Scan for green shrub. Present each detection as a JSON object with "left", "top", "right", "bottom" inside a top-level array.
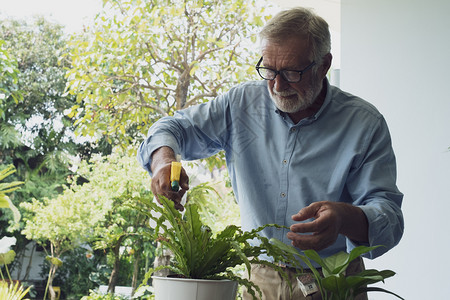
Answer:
[{"left": 81, "top": 289, "right": 130, "bottom": 300}]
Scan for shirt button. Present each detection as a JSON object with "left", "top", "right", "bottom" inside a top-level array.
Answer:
[
  {"left": 290, "top": 128, "right": 297, "bottom": 132},
  {"left": 280, "top": 192, "right": 286, "bottom": 198},
  {"left": 282, "top": 159, "right": 287, "bottom": 165}
]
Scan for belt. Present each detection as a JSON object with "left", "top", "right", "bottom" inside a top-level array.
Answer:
[{"left": 276, "top": 263, "right": 322, "bottom": 273}]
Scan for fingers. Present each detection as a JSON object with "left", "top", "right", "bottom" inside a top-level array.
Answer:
[
  {"left": 151, "top": 163, "right": 189, "bottom": 211},
  {"left": 287, "top": 220, "right": 338, "bottom": 250},
  {"left": 155, "top": 190, "right": 187, "bottom": 211},
  {"left": 290, "top": 218, "right": 321, "bottom": 233},
  {"left": 288, "top": 218, "right": 332, "bottom": 250},
  {"left": 291, "top": 202, "right": 322, "bottom": 221},
  {"left": 179, "top": 167, "right": 190, "bottom": 190},
  {"left": 287, "top": 201, "right": 340, "bottom": 251},
  {"left": 287, "top": 231, "right": 335, "bottom": 251},
  {"left": 153, "top": 185, "right": 187, "bottom": 211}
]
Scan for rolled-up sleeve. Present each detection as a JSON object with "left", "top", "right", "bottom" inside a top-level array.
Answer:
[
  {"left": 137, "top": 121, "right": 182, "bottom": 175},
  {"left": 345, "top": 116, "right": 404, "bottom": 258},
  {"left": 137, "top": 95, "right": 230, "bottom": 176}
]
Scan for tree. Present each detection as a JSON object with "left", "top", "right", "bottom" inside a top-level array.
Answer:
[
  {"left": 0, "top": 39, "right": 22, "bottom": 117},
  {"left": 0, "top": 17, "right": 76, "bottom": 172},
  {"left": 0, "top": 17, "right": 75, "bottom": 235},
  {"left": 65, "top": 0, "right": 271, "bottom": 148},
  {"left": 0, "top": 16, "right": 112, "bottom": 215},
  {"left": 73, "top": 150, "right": 155, "bottom": 294},
  {"left": 0, "top": 40, "right": 23, "bottom": 208},
  {"left": 94, "top": 189, "right": 155, "bottom": 294},
  {"left": 23, "top": 148, "right": 156, "bottom": 295},
  {"left": 20, "top": 183, "right": 106, "bottom": 300},
  {"left": 0, "top": 17, "right": 113, "bottom": 280}
]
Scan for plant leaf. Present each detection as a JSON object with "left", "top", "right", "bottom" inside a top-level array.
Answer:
[
  {"left": 357, "top": 286, "right": 405, "bottom": 300},
  {"left": 346, "top": 246, "right": 381, "bottom": 264},
  {"left": 321, "top": 274, "right": 348, "bottom": 296},
  {"left": 321, "top": 251, "right": 348, "bottom": 276},
  {"left": 0, "top": 250, "right": 16, "bottom": 265},
  {"left": 303, "top": 249, "right": 332, "bottom": 274},
  {"left": 0, "top": 195, "right": 21, "bottom": 224},
  {"left": 346, "top": 269, "right": 396, "bottom": 289},
  {"left": 269, "top": 238, "right": 300, "bottom": 257}
]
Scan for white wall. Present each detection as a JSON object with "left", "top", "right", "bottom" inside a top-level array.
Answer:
[{"left": 341, "top": 0, "right": 450, "bottom": 299}]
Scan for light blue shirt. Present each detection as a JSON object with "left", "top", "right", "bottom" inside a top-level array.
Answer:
[{"left": 138, "top": 79, "right": 404, "bottom": 261}]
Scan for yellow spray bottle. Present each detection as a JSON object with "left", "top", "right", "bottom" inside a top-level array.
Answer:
[{"left": 170, "top": 161, "right": 182, "bottom": 191}]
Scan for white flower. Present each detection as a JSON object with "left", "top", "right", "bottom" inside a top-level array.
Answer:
[{"left": 0, "top": 236, "right": 17, "bottom": 254}]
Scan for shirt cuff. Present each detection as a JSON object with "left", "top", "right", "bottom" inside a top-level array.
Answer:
[
  {"left": 137, "top": 134, "right": 181, "bottom": 176},
  {"left": 347, "top": 204, "right": 396, "bottom": 259}
]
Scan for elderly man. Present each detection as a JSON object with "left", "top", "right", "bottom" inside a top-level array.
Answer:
[{"left": 138, "top": 7, "right": 404, "bottom": 300}]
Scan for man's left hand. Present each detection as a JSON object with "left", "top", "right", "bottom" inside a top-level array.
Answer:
[{"left": 287, "top": 201, "right": 368, "bottom": 251}]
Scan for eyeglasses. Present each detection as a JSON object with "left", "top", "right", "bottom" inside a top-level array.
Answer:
[{"left": 255, "top": 57, "right": 316, "bottom": 83}]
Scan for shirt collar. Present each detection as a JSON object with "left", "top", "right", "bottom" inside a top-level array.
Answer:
[{"left": 311, "top": 77, "right": 332, "bottom": 120}]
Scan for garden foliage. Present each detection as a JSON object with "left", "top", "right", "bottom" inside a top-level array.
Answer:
[{"left": 134, "top": 196, "right": 303, "bottom": 300}]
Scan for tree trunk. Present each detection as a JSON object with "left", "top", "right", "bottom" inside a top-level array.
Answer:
[
  {"left": 107, "top": 236, "right": 125, "bottom": 294},
  {"left": 131, "top": 251, "right": 140, "bottom": 295},
  {"left": 49, "top": 285, "right": 56, "bottom": 300},
  {"left": 46, "top": 264, "right": 58, "bottom": 300},
  {"left": 175, "top": 69, "right": 190, "bottom": 109}
]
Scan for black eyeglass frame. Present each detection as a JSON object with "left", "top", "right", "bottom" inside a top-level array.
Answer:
[{"left": 255, "top": 57, "right": 316, "bottom": 83}]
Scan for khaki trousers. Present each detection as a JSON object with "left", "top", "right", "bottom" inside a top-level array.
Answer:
[{"left": 242, "top": 257, "right": 368, "bottom": 300}]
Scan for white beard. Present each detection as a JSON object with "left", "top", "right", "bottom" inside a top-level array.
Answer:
[{"left": 268, "top": 87, "right": 316, "bottom": 113}]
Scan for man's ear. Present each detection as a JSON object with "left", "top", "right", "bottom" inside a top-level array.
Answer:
[{"left": 319, "top": 53, "right": 333, "bottom": 78}]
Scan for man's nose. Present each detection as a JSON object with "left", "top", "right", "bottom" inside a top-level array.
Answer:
[{"left": 273, "top": 74, "right": 289, "bottom": 92}]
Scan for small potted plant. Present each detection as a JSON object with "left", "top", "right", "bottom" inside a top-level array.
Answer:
[
  {"left": 133, "top": 195, "right": 303, "bottom": 300},
  {"left": 272, "top": 239, "right": 404, "bottom": 300}
]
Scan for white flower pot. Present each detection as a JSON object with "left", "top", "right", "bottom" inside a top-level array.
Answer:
[{"left": 152, "top": 276, "right": 238, "bottom": 300}]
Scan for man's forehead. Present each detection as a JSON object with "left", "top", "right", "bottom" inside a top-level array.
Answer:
[
  {"left": 261, "top": 37, "right": 310, "bottom": 53},
  {"left": 260, "top": 38, "right": 312, "bottom": 65}
]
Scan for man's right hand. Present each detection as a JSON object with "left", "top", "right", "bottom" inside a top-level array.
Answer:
[{"left": 150, "top": 147, "right": 189, "bottom": 211}]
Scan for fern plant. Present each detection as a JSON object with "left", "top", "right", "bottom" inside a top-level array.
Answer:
[{"left": 134, "top": 196, "right": 303, "bottom": 299}]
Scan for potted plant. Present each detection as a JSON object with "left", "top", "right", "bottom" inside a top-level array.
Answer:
[
  {"left": 133, "top": 196, "right": 303, "bottom": 300},
  {"left": 272, "top": 239, "right": 404, "bottom": 300}
]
